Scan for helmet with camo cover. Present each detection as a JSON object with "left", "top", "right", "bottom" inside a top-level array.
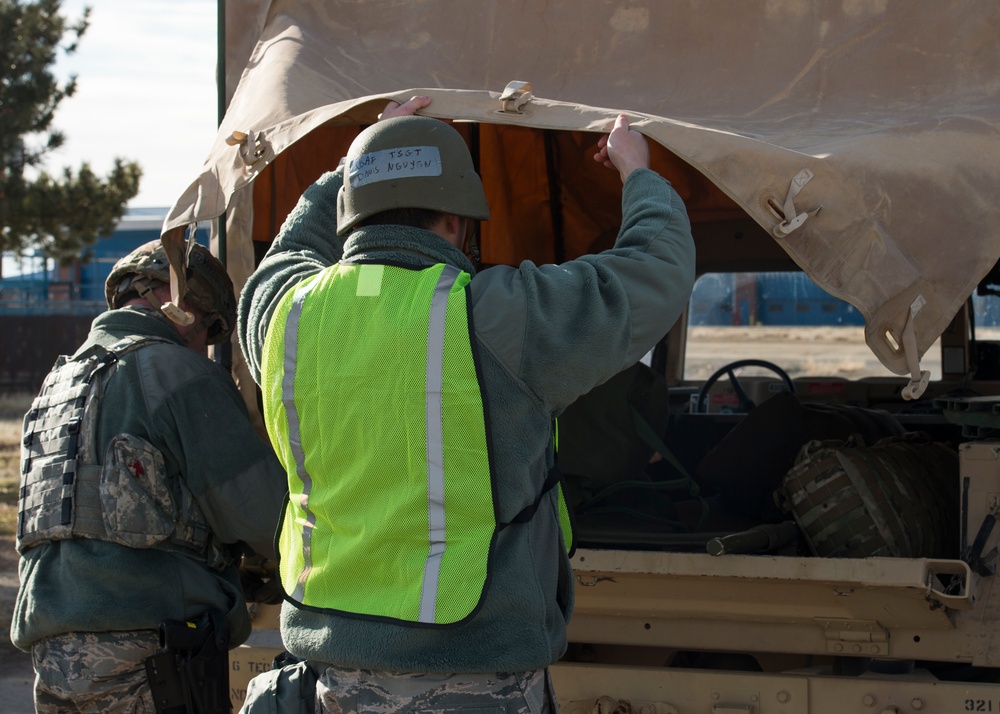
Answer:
[
  {"left": 105, "top": 240, "right": 236, "bottom": 345},
  {"left": 337, "top": 116, "right": 490, "bottom": 235}
]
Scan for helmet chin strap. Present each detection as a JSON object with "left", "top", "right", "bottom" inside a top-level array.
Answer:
[
  {"left": 132, "top": 277, "right": 211, "bottom": 346},
  {"left": 465, "top": 220, "right": 482, "bottom": 273},
  {"left": 178, "top": 320, "right": 210, "bottom": 347},
  {"left": 132, "top": 277, "right": 164, "bottom": 311}
]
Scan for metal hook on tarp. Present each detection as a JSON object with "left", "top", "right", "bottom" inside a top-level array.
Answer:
[
  {"left": 226, "top": 129, "right": 272, "bottom": 173},
  {"left": 900, "top": 295, "right": 930, "bottom": 400},
  {"left": 773, "top": 168, "right": 822, "bottom": 237},
  {"left": 496, "top": 80, "right": 532, "bottom": 114}
]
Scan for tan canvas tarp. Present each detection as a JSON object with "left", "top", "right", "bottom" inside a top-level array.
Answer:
[{"left": 165, "top": 0, "right": 1000, "bottom": 385}]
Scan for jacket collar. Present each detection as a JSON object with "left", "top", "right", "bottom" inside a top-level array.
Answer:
[
  {"left": 342, "top": 224, "right": 477, "bottom": 276},
  {"left": 86, "top": 306, "right": 186, "bottom": 349}
]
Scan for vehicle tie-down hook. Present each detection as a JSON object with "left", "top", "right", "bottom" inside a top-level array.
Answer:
[
  {"left": 496, "top": 80, "right": 532, "bottom": 114},
  {"left": 226, "top": 129, "right": 273, "bottom": 174},
  {"left": 773, "top": 168, "right": 822, "bottom": 237},
  {"left": 899, "top": 295, "right": 931, "bottom": 400}
]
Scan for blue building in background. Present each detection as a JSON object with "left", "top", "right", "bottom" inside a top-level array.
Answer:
[
  {"left": 6, "top": 226, "right": 999, "bottom": 330},
  {"left": 0, "top": 210, "right": 214, "bottom": 392},
  {"left": 689, "top": 272, "right": 866, "bottom": 327},
  {"left": 689, "top": 271, "right": 1000, "bottom": 329},
  {"left": 0, "top": 208, "right": 208, "bottom": 316}
]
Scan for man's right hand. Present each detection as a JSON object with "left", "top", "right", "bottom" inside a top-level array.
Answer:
[{"left": 593, "top": 114, "right": 650, "bottom": 183}]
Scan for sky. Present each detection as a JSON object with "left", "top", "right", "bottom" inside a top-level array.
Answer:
[{"left": 48, "top": 0, "right": 220, "bottom": 209}]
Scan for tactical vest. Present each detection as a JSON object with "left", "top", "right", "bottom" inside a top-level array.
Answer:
[
  {"left": 17, "top": 336, "right": 225, "bottom": 569},
  {"left": 261, "top": 261, "right": 571, "bottom": 626}
]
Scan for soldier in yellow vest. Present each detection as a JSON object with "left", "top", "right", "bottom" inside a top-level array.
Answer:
[{"left": 237, "top": 97, "right": 695, "bottom": 713}]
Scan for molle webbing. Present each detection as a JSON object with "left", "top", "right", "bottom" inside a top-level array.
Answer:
[
  {"left": 17, "top": 337, "right": 221, "bottom": 566},
  {"left": 18, "top": 344, "right": 120, "bottom": 548}
]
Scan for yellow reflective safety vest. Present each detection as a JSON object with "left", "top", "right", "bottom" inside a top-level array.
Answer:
[{"left": 261, "top": 261, "right": 570, "bottom": 626}]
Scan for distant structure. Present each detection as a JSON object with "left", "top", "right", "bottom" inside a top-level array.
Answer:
[
  {"left": 688, "top": 272, "right": 1000, "bottom": 330},
  {"left": 0, "top": 210, "right": 214, "bottom": 392},
  {"left": 689, "top": 272, "right": 865, "bottom": 327},
  {"left": 3, "top": 218, "right": 996, "bottom": 330},
  {"left": 0, "top": 208, "right": 207, "bottom": 316}
]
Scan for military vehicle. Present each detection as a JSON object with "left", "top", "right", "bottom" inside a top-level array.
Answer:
[{"left": 163, "top": 2, "right": 1000, "bottom": 711}]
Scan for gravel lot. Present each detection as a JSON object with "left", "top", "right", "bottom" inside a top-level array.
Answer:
[{"left": 0, "top": 538, "right": 34, "bottom": 713}]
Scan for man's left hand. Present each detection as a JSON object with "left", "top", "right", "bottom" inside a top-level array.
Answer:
[{"left": 378, "top": 95, "right": 432, "bottom": 121}]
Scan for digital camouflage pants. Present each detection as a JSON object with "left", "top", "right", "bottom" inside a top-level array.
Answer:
[
  {"left": 31, "top": 630, "right": 164, "bottom": 714},
  {"left": 315, "top": 667, "right": 556, "bottom": 714},
  {"left": 240, "top": 661, "right": 556, "bottom": 714}
]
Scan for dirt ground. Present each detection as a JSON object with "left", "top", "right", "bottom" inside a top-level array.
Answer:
[
  {"left": 0, "top": 537, "right": 34, "bottom": 713},
  {"left": 685, "top": 325, "right": 940, "bottom": 380},
  {"left": 0, "top": 389, "right": 36, "bottom": 711}
]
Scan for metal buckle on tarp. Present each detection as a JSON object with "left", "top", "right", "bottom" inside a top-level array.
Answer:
[
  {"left": 900, "top": 295, "right": 931, "bottom": 400},
  {"left": 226, "top": 129, "right": 273, "bottom": 174},
  {"left": 497, "top": 80, "right": 532, "bottom": 114},
  {"left": 773, "top": 168, "right": 822, "bottom": 237}
]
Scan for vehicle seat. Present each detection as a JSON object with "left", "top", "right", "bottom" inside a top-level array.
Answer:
[{"left": 696, "top": 390, "right": 905, "bottom": 523}]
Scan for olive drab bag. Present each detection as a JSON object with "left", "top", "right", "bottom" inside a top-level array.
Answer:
[{"left": 777, "top": 432, "right": 959, "bottom": 559}]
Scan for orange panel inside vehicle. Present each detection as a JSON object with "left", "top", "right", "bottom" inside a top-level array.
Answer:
[{"left": 249, "top": 121, "right": 747, "bottom": 268}]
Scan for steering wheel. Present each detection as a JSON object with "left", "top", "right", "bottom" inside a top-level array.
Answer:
[{"left": 695, "top": 359, "right": 795, "bottom": 414}]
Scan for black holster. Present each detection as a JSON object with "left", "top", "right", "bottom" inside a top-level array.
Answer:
[{"left": 145, "top": 609, "right": 231, "bottom": 714}]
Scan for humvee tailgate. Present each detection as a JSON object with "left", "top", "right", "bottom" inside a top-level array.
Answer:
[{"left": 568, "top": 550, "right": 995, "bottom": 663}]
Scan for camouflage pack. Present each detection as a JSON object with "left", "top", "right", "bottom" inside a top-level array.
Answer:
[{"left": 778, "top": 432, "right": 959, "bottom": 559}]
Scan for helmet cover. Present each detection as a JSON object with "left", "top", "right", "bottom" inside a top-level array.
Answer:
[{"left": 105, "top": 240, "right": 236, "bottom": 345}]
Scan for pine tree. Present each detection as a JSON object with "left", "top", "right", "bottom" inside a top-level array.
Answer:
[{"left": 0, "top": 0, "right": 141, "bottom": 267}]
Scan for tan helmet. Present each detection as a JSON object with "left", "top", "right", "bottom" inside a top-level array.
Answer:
[
  {"left": 105, "top": 239, "right": 236, "bottom": 345},
  {"left": 337, "top": 116, "right": 490, "bottom": 235}
]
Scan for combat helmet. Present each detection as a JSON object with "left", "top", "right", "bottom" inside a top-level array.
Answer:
[
  {"left": 337, "top": 116, "right": 490, "bottom": 235},
  {"left": 105, "top": 239, "right": 236, "bottom": 345}
]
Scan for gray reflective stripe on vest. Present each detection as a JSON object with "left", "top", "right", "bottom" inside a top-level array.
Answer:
[
  {"left": 419, "top": 264, "right": 461, "bottom": 623},
  {"left": 282, "top": 279, "right": 321, "bottom": 603}
]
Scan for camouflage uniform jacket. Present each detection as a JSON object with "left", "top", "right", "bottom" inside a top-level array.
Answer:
[
  {"left": 11, "top": 307, "right": 288, "bottom": 651},
  {"left": 238, "top": 166, "right": 695, "bottom": 673}
]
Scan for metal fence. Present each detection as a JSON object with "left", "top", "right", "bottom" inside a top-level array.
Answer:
[{"left": 0, "top": 314, "right": 99, "bottom": 394}]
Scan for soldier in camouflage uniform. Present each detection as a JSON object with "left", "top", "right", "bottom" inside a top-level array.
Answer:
[{"left": 12, "top": 240, "right": 288, "bottom": 713}]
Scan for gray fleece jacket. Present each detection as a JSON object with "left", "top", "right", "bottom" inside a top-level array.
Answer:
[
  {"left": 238, "top": 165, "right": 695, "bottom": 673},
  {"left": 12, "top": 308, "right": 288, "bottom": 651}
]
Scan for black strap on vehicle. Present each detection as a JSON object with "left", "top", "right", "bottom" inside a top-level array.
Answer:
[{"left": 145, "top": 609, "right": 231, "bottom": 714}]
